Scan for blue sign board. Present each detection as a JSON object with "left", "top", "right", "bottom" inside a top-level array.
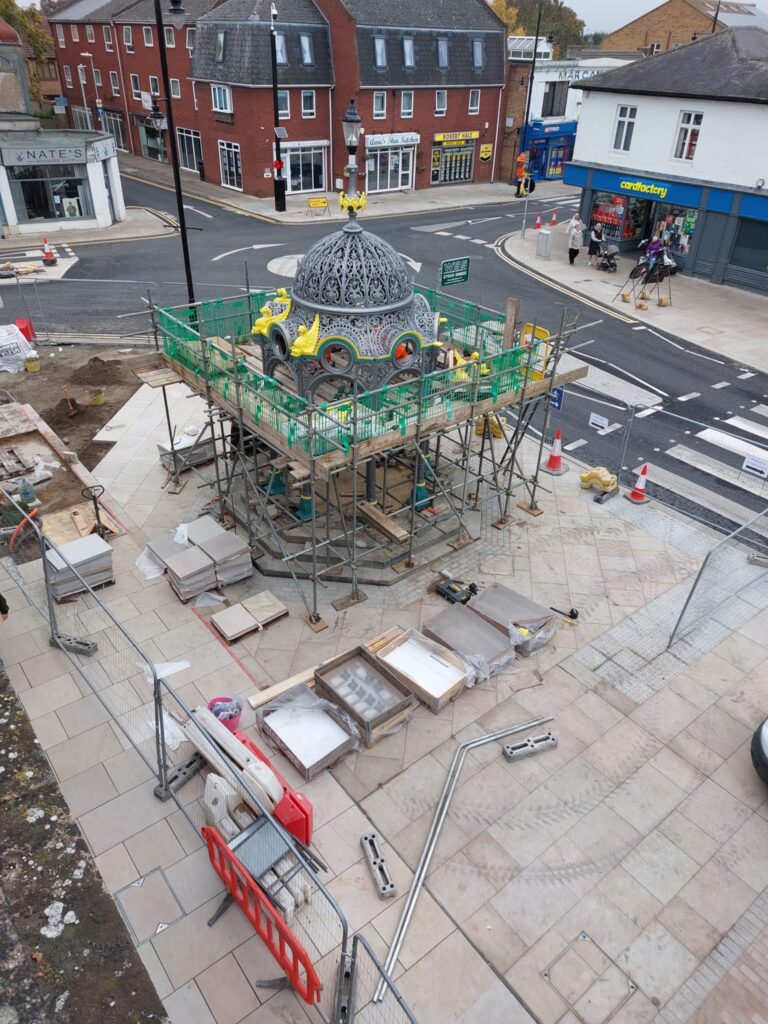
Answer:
[
  {"left": 564, "top": 163, "right": 703, "bottom": 207},
  {"left": 550, "top": 386, "right": 564, "bottom": 411},
  {"left": 53, "top": 96, "right": 68, "bottom": 107}
]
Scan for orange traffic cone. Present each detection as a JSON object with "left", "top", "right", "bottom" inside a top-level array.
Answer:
[
  {"left": 625, "top": 463, "right": 651, "bottom": 504},
  {"left": 542, "top": 427, "right": 568, "bottom": 476},
  {"left": 42, "top": 238, "right": 57, "bottom": 266},
  {"left": 534, "top": 211, "right": 542, "bottom": 230},
  {"left": 549, "top": 208, "right": 558, "bottom": 226}
]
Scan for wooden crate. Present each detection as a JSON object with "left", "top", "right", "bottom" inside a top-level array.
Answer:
[
  {"left": 375, "top": 628, "right": 468, "bottom": 714},
  {"left": 314, "top": 647, "right": 415, "bottom": 748},
  {"left": 259, "top": 684, "right": 357, "bottom": 780}
]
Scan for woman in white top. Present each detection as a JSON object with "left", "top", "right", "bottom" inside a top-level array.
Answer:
[{"left": 567, "top": 217, "right": 583, "bottom": 265}]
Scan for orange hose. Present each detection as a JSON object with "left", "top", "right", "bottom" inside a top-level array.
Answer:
[{"left": 9, "top": 507, "right": 39, "bottom": 553}]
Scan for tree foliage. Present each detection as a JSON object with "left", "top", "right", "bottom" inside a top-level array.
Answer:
[
  {"left": 0, "top": 0, "right": 53, "bottom": 102},
  {"left": 493, "top": 0, "right": 585, "bottom": 58}
]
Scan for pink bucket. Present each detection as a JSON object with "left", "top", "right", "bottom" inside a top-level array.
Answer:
[{"left": 207, "top": 696, "right": 242, "bottom": 734}]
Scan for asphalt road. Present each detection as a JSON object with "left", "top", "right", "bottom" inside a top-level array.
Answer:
[{"left": 6, "top": 175, "right": 768, "bottom": 540}]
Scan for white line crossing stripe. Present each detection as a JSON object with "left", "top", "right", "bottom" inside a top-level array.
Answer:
[
  {"left": 666, "top": 445, "right": 768, "bottom": 501},
  {"left": 695, "top": 427, "right": 768, "bottom": 461},
  {"left": 752, "top": 404, "right": 768, "bottom": 419},
  {"left": 712, "top": 382, "right": 730, "bottom": 389},
  {"left": 738, "top": 371, "right": 756, "bottom": 379},
  {"left": 635, "top": 408, "right": 659, "bottom": 418},
  {"left": 453, "top": 234, "right": 470, "bottom": 240},
  {"left": 435, "top": 231, "right": 452, "bottom": 236},
  {"left": 470, "top": 238, "right": 487, "bottom": 244},
  {"left": 645, "top": 463, "right": 768, "bottom": 536},
  {"left": 563, "top": 439, "right": 587, "bottom": 451},
  {"left": 677, "top": 393, "right": 700, "bottom": 402},
  {"left": 724, "top": 415, "right": 768, "bottom": 441}
]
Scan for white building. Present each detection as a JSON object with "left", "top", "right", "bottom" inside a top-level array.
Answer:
[
  {"left": 565, "top": 27, "right": 768, "bottom": 292},
  {"left": 0, "top": 127, "right": 126, "bottom": 236}
]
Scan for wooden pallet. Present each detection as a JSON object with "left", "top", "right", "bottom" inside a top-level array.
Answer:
[
  {"left": 42, "top": 501, "right": 122, "bottom": 547},
  {"left": 135, "top": 366, "right": 183, "bottom": 388},
  {"left": 54, "top": 577, "right": 115, "bottom": 604}
]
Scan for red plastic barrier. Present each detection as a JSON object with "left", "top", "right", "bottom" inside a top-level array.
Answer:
[
  {"left": 202, "top": 825, "right": 322, "bottom": 1005},
  {"left": 232, "top": 728, "right": 313, "bottom": 846},
  {"left": 15, "top": 318, "right": 35, "bottom": 342}
]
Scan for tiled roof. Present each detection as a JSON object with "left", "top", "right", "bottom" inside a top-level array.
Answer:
[
  {"left": 114, "top": 0, "right": 219, "bottom": 25},
  {"left": 340, "top": 0, "right": 503, "bottom": 31},
  {"left": 198, "top": 0, "right": 325, "bottom": 24},
  {"left": 357, "top": 28, "right": 505, "bottom": 88},
  {"left": 191, "top": 20, "right": 332, "bottom": 86},
  {"left": 574, "top": 27, "right": 768, "bottom": 103}
]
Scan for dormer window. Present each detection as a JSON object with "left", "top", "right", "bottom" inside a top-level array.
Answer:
[
  {"left": 274, "top": 31, "right": 287, "bottom": 65},
  {"left": 299, "top": 33, "right": 313, "bottom": 65},
  {"left": 472, "top": 38, "right": 484, "bottom": 69},
  {"left": 215, "top": 30, "right": 225, "bottom": 62},
  {"left": 374, "top": 36, "right": 387, "bottom": 69},
  {"left": 437, "top": 38, "right": 449, "bottom": 69},
  {"left": 403, "top": 37, "right": 414, "bottom": 68}
]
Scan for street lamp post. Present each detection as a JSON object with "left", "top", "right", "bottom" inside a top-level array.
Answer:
[
  {"left": 341, "top": 97, "right": 362, "bottom": 227},
  {"left": 76, "top": 64, "right": 89, "bottom": 128},
  {"left": 270, "top": 3, "right": 287, "bottom": 213},
  {"left": 153, "top": 0, "right": 195, "bottom": 304},
  {"left": 80, "top": 51, "right": 101, "bottom": 127},
  {"left": 520, "top": 0, "right": 545, "bottom": 240}
]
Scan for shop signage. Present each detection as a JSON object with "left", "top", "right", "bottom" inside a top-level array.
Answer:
[
  {"left": 556, "top": 68, "right": 607, "bottom": 82},
  {"left": 588, "top": 412, "right": 609, "bottom": 431},
  {"left": 479, "top": 143, "right": 493, "bottom": 162},
  {"left": 141, "top": 91, "right": 152, "bottom": 111},
  {"left": 365, "top": 133, "right": 420, "bottom": 149},
  {"left": 90, "top": 137, "right": 117, "bottom": 162},
  {"left": 440, "top": 257, "right": 471, "bottom": 287},
  {"left": 2, "top": 145, "right": 87, "bottom": 166},
  {"left": 742, "top": 453, "right": 768, "bottom": 479},
  {"left": 619, "top": 178, "right": 669, "bottom": 199},
  {"left": 433, "top": 131, "right": 480, "bottom": 143}
]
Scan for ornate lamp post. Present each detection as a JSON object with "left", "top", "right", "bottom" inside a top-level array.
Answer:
[
  {"left": 80, "top": 51, "right": 101, "bottom": 126},
  {"left": 341, "top": 97, "right": 363, "bottom": 230}
]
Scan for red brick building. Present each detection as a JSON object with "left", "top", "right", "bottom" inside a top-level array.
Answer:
[{"left": 48, "top": 0, "right": 508, "bottom": 198}]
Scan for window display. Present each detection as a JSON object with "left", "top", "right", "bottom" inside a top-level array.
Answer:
[
  {"left": 590, "top": 191, "right": 647, "bottom": 242},
  {"left": 729, "top": 219, "right": 768, "bottom": 274},
  {"left": 8, "top": 164, "right": 93, "bottom": 223},
  {"left": 652, "top": 204, "right": 698, "bottom": 255}
]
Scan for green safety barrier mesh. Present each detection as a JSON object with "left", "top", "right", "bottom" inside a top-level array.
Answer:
[{"left": 156, "top": 291, "right": 542, "bottom": 458}]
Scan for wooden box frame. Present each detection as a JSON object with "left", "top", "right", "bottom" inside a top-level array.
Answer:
[
  {"left": 314, "top": 647, "right": 415, "bottom": 748},
  {"left": 375, "top": 628, "right": 469, "bottom": 714},
  {"left": 259, "top": 684, "right": 356, "bottom": 779}
]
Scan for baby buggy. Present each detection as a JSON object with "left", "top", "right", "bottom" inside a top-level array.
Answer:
[{"left": 596, "top": 243, "right": 619, "bottom": 272}]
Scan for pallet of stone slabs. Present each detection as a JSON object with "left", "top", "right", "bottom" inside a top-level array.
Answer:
[{"left": 53, "top": 577, "right": 116, "bottom": 604}]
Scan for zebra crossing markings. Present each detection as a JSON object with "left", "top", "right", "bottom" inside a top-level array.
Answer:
[
  {"left": 695, "top": 427, "right": 768, "bottom": 461},
  {"left": 677, "top": 393, "right": 700, "bottom": 402},
  {"left": 712, "top": 381, "right": 730, "bottom": 389},
  {"left": 666, "top": 445, "right": 768, "bottom": 501},
  {"left": 738, "top": 371, "right": 756, "bottom": 379},
  {"left": 563, "top": 438, "right": 587, "bottom": 451},
  {"left": 646, "top": 463, "right": 768, "bottom": 536},
  {"left": 750, "top": 404, "right": 768, "bottom": 419},
  {"left": 724, "top": 415, "right": 768, "bottom": 441}
]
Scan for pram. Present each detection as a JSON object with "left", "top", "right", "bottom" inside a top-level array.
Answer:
[{"left": 596, "top": 243, "right": 619, "bottom": 273}]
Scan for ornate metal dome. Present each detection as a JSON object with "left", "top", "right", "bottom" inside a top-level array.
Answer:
[{"left": 292, "top": 227, "right": 412, "bottom": 315}]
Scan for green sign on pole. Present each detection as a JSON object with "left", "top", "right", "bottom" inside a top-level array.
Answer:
[{"left": 440, "top": 257, "right": 471, "bottom": 287}]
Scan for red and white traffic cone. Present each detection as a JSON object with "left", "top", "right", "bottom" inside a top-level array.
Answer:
[
  {"left": 534, "top": 211, "right": 542, "bottom": 230},
  {"left": 549, "top": 208, "right": 558, "bottom": 226},
  {"left": 542, "top": 427, "right": 568, "bottom": 476},
  {"left": 41, "top": 238, "right": 57, "bottom": 266},
  {"left": 625, "top": 463, "right": 651, "bottom": 504}
]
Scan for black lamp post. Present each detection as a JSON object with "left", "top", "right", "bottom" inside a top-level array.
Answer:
[
  {"left": 152, "top": 0, "right": 195, "bottom": 304},
  {"left": 269, "top": 3, "right": 287, "bottom": 212},
  {"left": 341, "top": 97, "right": 362, "bottom": 228}
]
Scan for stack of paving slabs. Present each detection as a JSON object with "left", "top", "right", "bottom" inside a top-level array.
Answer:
[
  {"left": 186, "top": 515, "right": 226, "bottom": 546},
  {"left": 211, "top": 591, "right": 288, "bottom": 643},
  {"left": 165, "top": 545, "right": 216, "bottom": 602},
  {"left": 146, "top": 535, "right": 188, "bottom": 570},
  {"left": 195, "top": 531, "right": 253, "bottom": 586},
  {"left": 45, "top": 535, "right": 114, "bottom": 599}
]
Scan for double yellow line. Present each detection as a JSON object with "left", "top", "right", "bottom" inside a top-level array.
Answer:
[{"left": 492, "top": 232, "right": 637, "bottom": 325}]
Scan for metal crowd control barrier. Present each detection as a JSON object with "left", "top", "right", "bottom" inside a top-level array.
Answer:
[{"left": 0, "top": 492, "right": 417, "bottom": 1024}]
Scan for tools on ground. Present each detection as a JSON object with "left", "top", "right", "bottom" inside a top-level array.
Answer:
[
  {"left": 542, "top": 427, "right": 568, "bottom": 476},
  {"left": 80, "top": 484, "right": 109, "bottom": 539},
  {"left": 434, "top": 570, "right": 479, "bottom": 605},
  {"left": 626, "top": 463, "right": 651, "bottom": 504},
  {"left": 550, "top": 605, "right": 578, "bottom": 620},
  {"left": 61, "top": 384, "right": 79, "bottom": 418}
]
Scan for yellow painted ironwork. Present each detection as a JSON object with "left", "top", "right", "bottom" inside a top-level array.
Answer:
[
  {"left": 290, "top": 314, "right": 322, "bottom": 357},
  {"left": 251, "top": 289, "right": 292, "bottom": 337},
  {"left": 339, "top": 191, "right": 367, "bottom": 214}
]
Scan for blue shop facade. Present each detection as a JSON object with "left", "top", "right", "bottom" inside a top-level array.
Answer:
[
  {"left": 564, "top": 162, "right": 768, "bottom": 293},
  {"left": 521, "top": 120, "right": 578, "bottom": 181}
]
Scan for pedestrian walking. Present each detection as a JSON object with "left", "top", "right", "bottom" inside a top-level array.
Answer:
[
  {"left": 588, "top": 222, "right": 604, "bottom": 266},
  {"left": 567, "top": 220, "right": 583, "bottom": 265},
  {"left": 0, "top": 593, "right": 7, "bottom": 622},
  {"left": 565, "top": 212, "right": 582, "bottom": 233}
]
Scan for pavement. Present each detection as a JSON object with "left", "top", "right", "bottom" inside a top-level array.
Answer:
[
  {"left": 501, "top": 225, "right": 768, "bottom": 374},
  {"left": 117, "top": 152, "right": 572, "bottom": 223},
  {"left": 0, "top": 206, "right": 177, "bottom": 257},
  {"left": 3, "top": 382, "right": 768, "bottom": 1024}
]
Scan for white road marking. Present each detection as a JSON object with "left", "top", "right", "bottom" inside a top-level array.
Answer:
[
  {"left": 569, "top": 339, "right": 595, "bottom": 353},
  {"left": 666, "top": 445, "right": 768, "bottom": 500},
  {"left": 563, "top": 439, "right": 587, "bottom": 451},
  {"left": 597, "top": 424, "right": 622, "bottom": 435},
  {"left": 645, "top": 463, "right": 768, "bottom": 535},
  {"left": 466, "top": 216, "right": 503, "bottom": 225},
  {"left": 677, "top": 393, "right": 700, "bottom": 402},
  {"left": 724, "top": 415, "right": 768, "bottom": 441},
  {"left": 632, "top": 325, "right": 646, "bottom": 331},
  {"left": 560, "top": 353, "right": 662, "bottom": 408},
  {"left": 471, "top": 238, "right": 487, "bottom": 245},
  {"left": 453, "top": 234, "right": 470, "bottom": 240},
  {"left": 634, "top": 325, "right": 726, "bottom": 363},
  {"left": 696, "top": 427, "right": 768, "bottom": 461},
  {"left": 412, "top": 221, "right": 467, "bottom": 233},
  {"left": 738, "top": 371, "right": 756, "bottom": 379},
  {"left": 635, "top": 408, "right": 659, "bottom": 418},
  {"left": 212, "top": 243, "right": 283, "bottom": 262},
  {"left": 712, "top": 381, "right": 730, "bottom": 389},
  {"left": 752, "top": 404, "right": 768, "bottom": 419},
  {"left": 397, "top": 252, "right": 422, "bottom": 273},
  {"left": 606, "top": 362, "right": 668, "bottom": 397},
  {"left": 435, "top": 231, "right": 452, "bottom": 236},
  {"left": 267, "top": 253, "right": 303, "bottom": 277},
  {"left": 183, "top": 204, "right": 213, "bottom": 219}
]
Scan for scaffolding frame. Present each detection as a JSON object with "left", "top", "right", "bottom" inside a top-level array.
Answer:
[{"left": 145, "top": 285, "right": 585, "bottom": 620}]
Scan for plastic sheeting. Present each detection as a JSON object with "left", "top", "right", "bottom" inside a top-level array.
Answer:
[{"left": 0, "top": 324, "right": 35, "bottom": 373}]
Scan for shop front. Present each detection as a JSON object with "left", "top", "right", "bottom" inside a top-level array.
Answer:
[
  {"left": 564, "top": 162, "right": 768, "bottom": 293},
  {"left": 283, "top": 139, "right": 328, "bottom": 194},
  {"left": 431, "top": 131, "right": 479, "bottom": 185},
  {"left": 0, "top": 129, "right": 126, "bottom": 235},
  {"left": 365, "top": 132, "right": 419, "bottom": 193},
  {"left": 522, "top": 120, "right": 577, "bottom": 181},
  {"left": 137, "top": 114, "right": 166, "bottom": 162}
]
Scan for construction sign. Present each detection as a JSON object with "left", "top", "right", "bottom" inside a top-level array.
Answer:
[{"left": 479, "top": 143, "right": 493, "bottom": 162}]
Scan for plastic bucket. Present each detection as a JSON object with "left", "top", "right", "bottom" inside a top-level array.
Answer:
[
  {"left": 207, "top": 696, "right": 241, "bottom": 733},
  {"left": 25, "top": 356, "right": 40, "bottom": 373}
]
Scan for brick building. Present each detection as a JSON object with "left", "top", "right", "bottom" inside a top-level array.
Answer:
[
  {"left": 599, "top": 0, "right": 768, "bottom": 55},
  {"left": 48, "top": 0, "right": 507, "bottom": 198}
]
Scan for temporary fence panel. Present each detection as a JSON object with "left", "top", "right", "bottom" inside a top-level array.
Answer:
[{"left": 346, "top": 934, "right": 419, "bottom": 1024}]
